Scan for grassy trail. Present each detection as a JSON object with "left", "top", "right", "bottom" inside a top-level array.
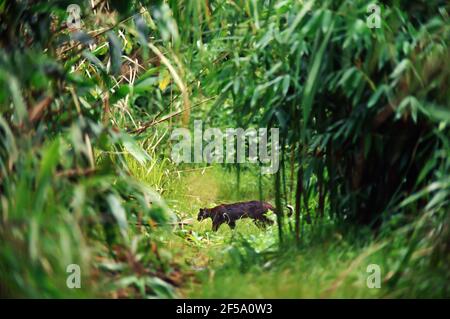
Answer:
[
  {"left": 128, "top": 159, "right": 448, "bottom": 298},
  {"left": 130, "top": 163, "right": 394, "bottom": 298}
]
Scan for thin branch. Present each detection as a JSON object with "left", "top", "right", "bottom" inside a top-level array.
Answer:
[{"left": 130, "top": 96, "right": 217, "bottom": 135}]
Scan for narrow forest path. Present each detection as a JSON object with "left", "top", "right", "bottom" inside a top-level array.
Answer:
[{"left": 131, "top": 164, "right": 387, "bottom": 298}]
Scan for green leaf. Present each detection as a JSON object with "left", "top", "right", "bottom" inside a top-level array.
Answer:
[
  {"left": 107, "top": 194, "right": 128, "bottom": 235},
  {"left": 134, "top": 77, "right": 158, "bottom": 93},
  {"left": 82, "top": 50, "right": 106, "bottom": 72},
  {"left": 301, "top": 21, "right": 334, "bottom": 126},
  {"left": 426, "top": 104, "right": 450, "bottom": 123},
  {"left": 37, "top": 139, "right": 60, "bottom": 187},
  {"left": 282, "top": 75, "right": 290, "bottom": 96},
  {"left": 0, "top": 115, "right": 18, "bottom": 171},
  {"left": 283, "top": 1, "right": 314, "bottom": 41},
  {"left": 8, "top": 76, "right": 27, "bottom": 124},
  {"left": 390, "top": 59, "right": 411, "bottom": 79},
  {"left": 145, "top": 277, "right": 176, "bottom": 298},
  {"left": 123, "top": 136, "right": 151, "bottom": 165},
  {"left": 35, "top": 139, "right": 61, "bottom": 210},
  {"left": 368, "top": 85, "right": 388, "bottom": 108},
  {"left": 107, "top": 31, "right": 122, "bottom": 76}
]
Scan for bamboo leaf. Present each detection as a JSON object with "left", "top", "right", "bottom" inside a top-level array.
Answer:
[
  {"left": 301, "top": 21, "right": 334, "bottom": 125},
  {"left": 107, "top": 31, "right": 122, "bottom": 76},
  {"left": 107, "top": 194, "right": 128, "bottom": 236}
]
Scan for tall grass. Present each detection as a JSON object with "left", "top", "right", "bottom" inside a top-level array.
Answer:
[{"left": 1, "top": 0, "right": 448, "bottom": 299}]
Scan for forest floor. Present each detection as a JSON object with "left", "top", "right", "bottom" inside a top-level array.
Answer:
[{"left": 128, "top": 162, "right": 398, "bottom": 298}]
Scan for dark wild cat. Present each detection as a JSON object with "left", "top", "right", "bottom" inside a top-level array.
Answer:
[{"left": 197, "top": 200, "right": 293, "bottom": 231}]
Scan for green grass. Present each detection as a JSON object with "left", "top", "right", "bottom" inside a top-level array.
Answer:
[
  {"left": 2, "top": 0, "right": 449, "bottom": 300},
  {"left": 126, "top": 159, "right": 449, "bottom": 299}
]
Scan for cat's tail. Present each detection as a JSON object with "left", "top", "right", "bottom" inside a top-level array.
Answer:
[
  {"left": 266, "top": 202, "right": 294, "bottom": 217},
  {"left": 286, "top": 204, "right": 294, "bottom": 217}
]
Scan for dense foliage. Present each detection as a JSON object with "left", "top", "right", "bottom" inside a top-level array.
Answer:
[{"left": 0, "top": 0, "right": 448, "bottom": 298}]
